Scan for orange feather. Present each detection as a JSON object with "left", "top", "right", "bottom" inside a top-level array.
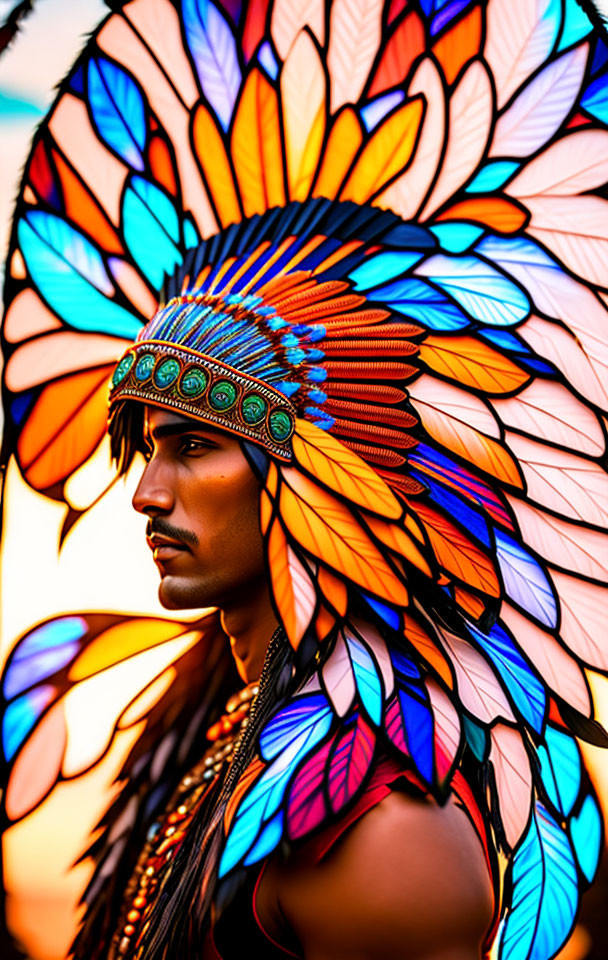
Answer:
[
  {"left": 413, "top": 502, "right": 500, "bottom": 597},
  {"left": 267, "top": 518, "right": 317, "bottom": 648}
]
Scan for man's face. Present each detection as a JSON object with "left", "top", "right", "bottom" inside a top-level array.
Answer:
[{"left": 133, "top": 407, "right": 266, "bottom": 610}]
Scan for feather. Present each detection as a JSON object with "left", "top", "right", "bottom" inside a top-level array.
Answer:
[
  {"left": 313, "top": 108, "right": 363, "bottom": 200},
  {"left": 17, "top": 368, "right": 112, "bottom": 491},
  {"left": 287, "top": 735, "right": 333, "bottom": 839},
  {"left": 291, "top": 418, "right": 402, "bottom": 519},
  {"left": 385, "top": 683, "right": 434, "bottom": 784},
  {"left": 414, "top": 254, "right": 530, "bottom": 327},
  {"left": 477, "top": 235, "right": 608, "bottom": 409},
  {"left": 506, "top": 432, "right": 608, "bottom": 527},
  {"left": 378, "top": 57, "right": 445, "bottom": 220},
  {"left": 368, "top": 11, "right": 425, "bottom": 96},
  {"left": 439, "top": 628, "right": 516, "bottom": 724},
  {"left": 505, "top": 129, "right": 608, "bottom": 197},
  {"left": 415, "top": 501, "right": 500, "bottom": 596},
  {"left": 526, "top": 194, "right": 608, "bottom": 287},
  {"left": 344, "top": 627, "right": 383, "bottom": 725},
  {"left": 193, "top": 104, "right": 242, "bottom": 227},
  {"left": 494, "top": 528, "right": 556, "bottom": 629},
  {"left": 122, "top": 175, "right": 182, "bottom": 288},
  {"left": 270, "top": 0, "right": 324, "bottom": 60},
  {"left": 408, "top": 376, "right": 522, "bottom": 488},
  {"left": 434, "top": 198, "right": 527, "bottom": 234},
  {"left": 570, "top": 795, "right": 602, "bottom": 884},
  {"left": 278, "top": 467, "right": 410, "bottom": 604},
  {"left": 418, "top": 334, "right": 530, "bottom": 394},
  {"left": 421, "top": 61, "right": 492, "bottom": 219},
  {"left": 404, "top": 613, "right": 454, "bottom": 688},
  {"left": 490, "top": 45, "right": 588, "bottom": 158},
  {"left": 17, "top": 212, "right": 140, "bottom": 339},
  {"left": 469, "top": 622, "right": 546, "bottom": 732},
  {"left": 426, "top": 679, "right": 461, "bottom": 786},
  {"left": 501, "top": 603, "right": 591, "bottom": 717},
  {"left": 281, "top": 31, "right": 325, "bottom": 202},
  {"left": 362, "top": 512, "right": 432, "bottom": 578},
  {"left": 182, "top": 0, "right": 241, "bottom": 130},
  {"left": 551, "top": 569, "right": 608, "bottom": 671},
  {"left": 506, "top": 494, "right": 608, "bottom": 584},
  {"left": 340, "top": 99, "right": 424, "bottom": 204},
  {"left": 499, "top": 801, "right": 578, "bottom": 960},
  {"left": 537, "top": 724, "right": 580, "bottom": 817},
  {"left": 87, "top": 57, "right": 146, "bottom": 171},
  {"left": 327, "top": 0, "right": 383, "bottom": 112},
  {"left": 432, "top": 4, "right": 482, "bottom": 85},
  {"left": 231, "top": 69, "right": 285, "bottom": 216},
  {"left": 322, "top": 632, "right": 356, "bottom": 717},
  {"left": 221, "top": 694, "right": 333, "bottom": 875},
  {"left": 490, "top": 724, "right": 533, "bottom": 849},
  {"left": 267, "top": 519, "right": 316, "bottom": 649},
  {"left": 485, "top": 0, "right": 561, "bottom": 110},
  {"left": 491, "top": 380, "right": 604, "bottom": 458},
  {"left": 351, "top": 619, "right": 394, "bottom": 699},
  {"left": 328, "top": 710, "right": 375, "bottom": 811}
]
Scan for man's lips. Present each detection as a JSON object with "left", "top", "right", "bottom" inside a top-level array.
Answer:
[{"left": 146, "top": 533, "right": 190, "bottom": 561}]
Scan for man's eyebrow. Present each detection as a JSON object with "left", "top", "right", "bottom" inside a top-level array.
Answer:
[{"left": 148, "top": 421, "right": 218, "bottom": 441}]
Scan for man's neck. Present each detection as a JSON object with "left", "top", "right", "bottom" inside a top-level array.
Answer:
[{"left": 220, "top": 580, "right": 279, "bottom": 682}]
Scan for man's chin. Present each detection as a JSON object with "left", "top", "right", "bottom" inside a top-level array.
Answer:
[{"left": 158, "top": 574, "right": 211, "bottom": 610}]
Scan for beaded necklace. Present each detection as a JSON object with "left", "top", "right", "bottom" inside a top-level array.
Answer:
[{"left": 109, "top": 680, "right": 259, "bottom": 959}]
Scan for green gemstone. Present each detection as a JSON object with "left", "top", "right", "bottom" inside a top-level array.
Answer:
[
  {"left": 180, "top": 367, "right": 208, "bottom": 399},
  {"left": 154, "top": 358, "right": 180, "bottom": 389},
  {"left": 112, "top": 352, "right": 134, "bottom": 387},
  {"left": 135, "top": 353, "right": 156, "bottom": 382},
  {"left": 241, "top": 394, "right": 267, "bottom": 425},
  {"left": 268, "top": 410, "right": 294, "bottom": 442},
  {"left": 209, "top": 380, "right": 237, "bottom": 411}
]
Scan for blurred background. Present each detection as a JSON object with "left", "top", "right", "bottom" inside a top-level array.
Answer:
[{"left": 0, "top": 2, "right": 607, "bottom": 959}]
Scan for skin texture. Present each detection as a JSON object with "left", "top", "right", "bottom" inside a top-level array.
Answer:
[
  {"left": 134, "top": 405, "right": 494, "bottom": 959},
  {"left": 133, "top": 407, "right": 277, "bottom": 681}
]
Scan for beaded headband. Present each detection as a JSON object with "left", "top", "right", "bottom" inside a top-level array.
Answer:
[{"left": 108, "top": 339, "right": 296, "bottom": 460}]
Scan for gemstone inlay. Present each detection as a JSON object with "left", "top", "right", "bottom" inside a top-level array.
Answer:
[
  {"left": 179, "top": 367, "right": 208, "bottom": 399},
  {"left": 154, "top": 358, "right": 180, "bottom": 389},
  {"left": 209, "top": 380, "right": 237, "bottom": 411},
  {"left": 112, "top": 352, "right": 134, "bottom": 387},
  {"left": 241, "top": 394, "right": 267, "bottom": 425},
  {"left": 268, "top": 410, "right": 294, "bottom": 441},
  {"left": 135, "top": 353, "right": 155, "bottom": 382}
]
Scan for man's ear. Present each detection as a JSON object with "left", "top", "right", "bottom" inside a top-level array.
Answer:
[{"left": 241, "top": 441, "right": 270, "bottom": 482}]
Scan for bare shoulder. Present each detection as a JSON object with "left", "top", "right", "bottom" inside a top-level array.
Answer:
[{"left": 258, "top": 789, "right": 494, "bottom": 960}]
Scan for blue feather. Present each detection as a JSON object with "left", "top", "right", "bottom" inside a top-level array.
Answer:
[
  {"left": 360, "top": 91, "right": 405, "bottom": 132},
  {"left": 429, "top": 223, "right": 484, "bottom": 253},
  {"left": 18, "top": 212, "right": 141, "bottom": 338},
  {"left": 558, "top": 0, "right": 593, "bottom": 51},
  {"left": 182, "top": 0, "right": 241, "bottom": 130},
  {"left": 397, "top": 686, "right": 434, "bottom": 784},
  {"left": 369, "top": 277, "right": 470, "bottom": 330},
  {"left": 538, "top": 725, "right": 581, "bottom": 817},
  {"left": 349, "top": 251, "right": 422, "bottom": 290},
  {"left": 220, "top": 696, "right": 332, "bottom": 875},
  {"left": 570, "top": 794, "right": 602, "bottom": 883},
  {"left": 415, "top": 254, "right": 530, "bottom": 326},
  {"left": 87, "top": 57, "right": 146, "bottom": 170},
  {"left": 468, "top": 624, "right": 545, "bottom": 733},
  {"left": 499, "top": 802, "right": 578, "bottom": 960},
  {"left": 122, "top": 176, "right": 182, "bottom": 288},
  {"left": 3, "top": 686, "right": 55, "bottom": 761},
  {"left": 411, "top": 471, "right": 490, "bottom": 547},
  {"left": 495, "top": 530, "right": 557, "bottom": 629},
  {"left": 344, "top": 630, "right": 383, "bottom": 725},
  {"left": 465, "top": 161, "right": 520, "bottom": 193}
]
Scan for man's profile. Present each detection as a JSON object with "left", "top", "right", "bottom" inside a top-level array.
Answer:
[{"left": 1, "top": 2, "right": 607, "bottom": 959}]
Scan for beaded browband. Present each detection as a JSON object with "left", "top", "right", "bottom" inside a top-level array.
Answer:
[{"left": 108, "top": 339, "right": 296, "bottom": 460}]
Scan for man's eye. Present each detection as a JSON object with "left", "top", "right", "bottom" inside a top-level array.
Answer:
[{"left": 180, "top": 437, "right": 211, "bottom": 455}]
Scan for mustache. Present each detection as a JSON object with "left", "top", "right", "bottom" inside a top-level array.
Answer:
[{"left": 146, "top": 517, "right": 199, "bottom": 547}]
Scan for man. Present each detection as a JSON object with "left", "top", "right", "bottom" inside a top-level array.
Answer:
[{"left": 127, "top": 404, "right": 493, "bottom": 959}]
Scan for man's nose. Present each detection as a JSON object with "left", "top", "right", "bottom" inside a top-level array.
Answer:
[{"left": 132, "top": 460, "right": 174, "bottom": 516}]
